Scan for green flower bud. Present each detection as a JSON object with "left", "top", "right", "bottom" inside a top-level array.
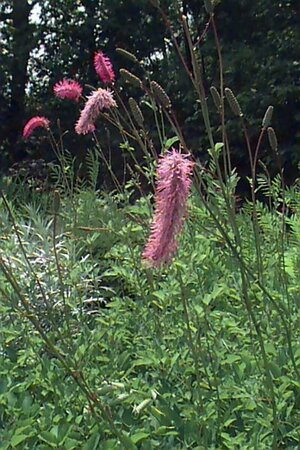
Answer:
[
  {"left": 151, "top": 81, "right": 171, "bottom": 109},
  {"left": 210, "top": 86, "right": 222, "bottom": 111},
  {"left": 267, "top": 127, "right": 278, "bottom": 151},
  {"left": 120, "top": 69, "right": 142, "bottom": 88},
  {"left": 262, "top": 105, "right": 273, "bottom": 129},
  {"left": 116, "top": 48, "right": 139, "bottom": 64},
  {"left": 129, "top": 97, "right": 144, "bottom": 127},
  {"left": 225, "top": 87, "right": 243, "bottom": 117}
]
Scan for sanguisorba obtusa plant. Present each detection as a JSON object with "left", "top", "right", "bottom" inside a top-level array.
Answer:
[
  {"left": 142, "top": 149, "right": 195, "bottom": 268},
  {"left": 1, "top": 0, "right": 299, "bottom": 448}
]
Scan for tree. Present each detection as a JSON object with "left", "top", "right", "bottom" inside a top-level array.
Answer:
[
  {"left": 0, "top": 0, "right": 38, "bottom": 160},
  {"left": 0, "top": 0, "right": 299, "bottom": 182}
]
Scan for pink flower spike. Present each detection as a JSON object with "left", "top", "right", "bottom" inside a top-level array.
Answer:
[
  {"left": 23, "top": 116, "right": 50, "bottom": 139},
  {"left": 94, "top": 51, "right": 115, "bottom": 84},
  {"left": 142, "top": 149, "right": 195, "bottom": 268},
  {"left": 54, "top": 79, "right": 83, "bottom": 102},
  {"left": 75, "top": 88, "right": 116, "bottom": 135}
]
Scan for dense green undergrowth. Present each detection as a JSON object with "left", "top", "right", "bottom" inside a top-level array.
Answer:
[
  {"left": 0, "top": 180, "right": 300, "bottom": 449},
  {"left": 1, "top": 2, "right": 300, "bottom": 447}
]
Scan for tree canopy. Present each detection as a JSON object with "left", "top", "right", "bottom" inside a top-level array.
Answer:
[{"left": 0, "top": 0, "right": 299, "bottom": 179}]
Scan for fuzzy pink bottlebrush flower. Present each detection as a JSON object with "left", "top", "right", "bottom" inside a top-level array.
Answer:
[
  {"left": 142, "top": 149, "right": 195, "bottom": 268},
  {"left": 53, "top": 79, "right": 83, "bottom": 102},
  {"left": 94, "top": 51, "right": 115, "bottom": 84},
  {"left": 75, "top": 88, "right": 117, "bottom": 135},
  {"left": 23, "top": 116, "right": 50, "bottom": 139}
]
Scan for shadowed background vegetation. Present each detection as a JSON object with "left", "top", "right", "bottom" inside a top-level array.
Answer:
[{"left": 0, "top": 0, "right": 299, "bottom": 183}]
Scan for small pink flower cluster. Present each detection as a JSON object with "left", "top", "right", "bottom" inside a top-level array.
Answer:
[
  {"left": 23, "top": 116, "right": 50, "bottom": 140},
  {"left": 23, "top": 50, "right": 116, "bottom": 139},
  {"left": 94, "top": 51, "right": 115, "bottom": 85},
  {"left": 53, "top": 79, "right": 83, "bottom": 102},
  {"left": 21, "top": 52, "right": 193, "bottom": 268},
  {"left": 75, "top": 88, "right": 117, "bottom": 135},
  {"left": 142, "top": 148, "right": 195, "bottom": 268}
]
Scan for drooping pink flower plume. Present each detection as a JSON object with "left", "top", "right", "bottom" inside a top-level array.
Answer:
[
  {"left": 94, "top": 51, "right": 115, "bottom": 84},
  {"left": 23, "top": 116, "right": 50, "bottom": 139},
  {"left": 53, "top": 79, "right": 83, "bottom": 102},
  {"left": 142, "top": 149, "right": 195, "bottom": 268},
  {"left": 75, "top": 88, "right": 117, "bottom": 135}
]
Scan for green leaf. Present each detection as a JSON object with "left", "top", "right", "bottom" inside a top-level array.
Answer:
[
  {"left": 131, "top": 431, "right": 150, "bottom": 444},
  {"left": 82, "top": 432, "right": 100, "bottom": 450},
  {"left": 7, "top": 392, "right": 17, "bottom": 407},
  {"left": 119, "top": 434, "right": 138, "bottom": 450},
  {"left": 133, "top": 358, "right": 156, "bottom": 367},
  {"left": 245, "top": 399, "right": 256, "bottom": 411},
  {"left": 22, "top": 395, "right": 33, "bottom": 413},
  {"left": 39, "top": 431, "right": 58, "bottom": 446},
  {"left": 224, "top": 418, "right": 236, "bottom": 427},
  {"left": 101, "top": 440, "right": 118, "bottom": 450},
  {"left": 64, "top": 438, "right": 82, "bottom": 450},
  {"left": 164, "top": 136, "right": 180, "bottom": 150},
  {"left": 10, "top": 434, "right": 28, "bottom": 447},
  {"left": 269, "top": 361, "right": 281, "bottom": 378},
  {"left": 225, "top": 355, "right": 241, "bottom": 364},
  {"left": 155, "top": 426, "right": 177, "bottom": 436},
  {"left": 57, "top": 423, "right": 72, "bottom": 445},
  {"left": 215, "top": 142, "right": 224, "bottom": 152}
]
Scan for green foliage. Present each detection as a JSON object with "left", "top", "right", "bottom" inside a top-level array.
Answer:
[
  {"left": 0, "top": 1, "right": 299, "bottom": 448},
  {"left": 0, "top": 176, "right": 300, "bottom": 448}
]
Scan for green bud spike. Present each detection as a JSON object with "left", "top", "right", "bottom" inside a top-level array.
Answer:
[
  {"left": 150, "top": 80, "right": 171, "bottom": 109},
  {"left": 225, "top": 87, "right": 243, "bottom": 117},
  {"left": 53, "top": 190, "right": 60, "bottom": 214},
  {"left": 120, "top": 69, "right": 142, "bottom": 88},
  {"left": 267, "top": 127, "right": 278, "bottom": 151},
  {"left": 262, "top": 105, "right": 273, "bottom": 129},
  {"left": 129, "top": 97, "right": 144, "bottom": 127},
  {"left": 210, "top": 86, "right": 222, "bottom": 111},
  {"left": 116, "top": 48, "right": 139, "bottom": 64}
]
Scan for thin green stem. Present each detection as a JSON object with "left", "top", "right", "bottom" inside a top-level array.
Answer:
[
  {"left": 177, "top": 269, "right": 203, "bottom": 411},
  {"left": 210, "top": 15, "right": 232, "bottom": 176}
]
